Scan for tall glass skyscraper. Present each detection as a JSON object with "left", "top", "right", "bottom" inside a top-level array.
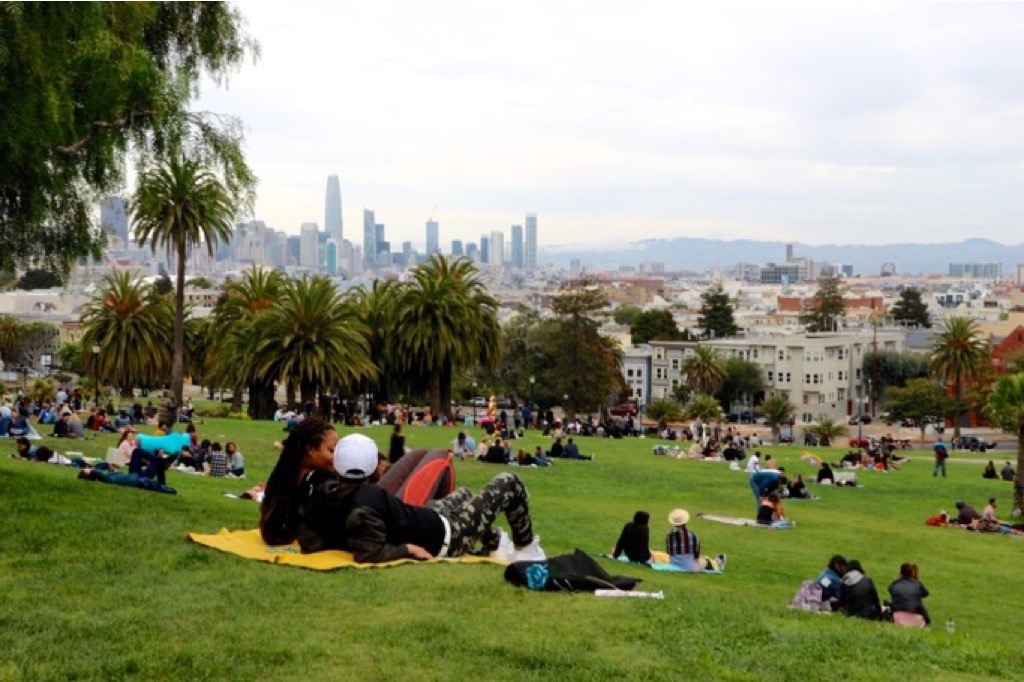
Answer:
[
  {"left": 363, "top": 209, "right": 376, "bottom": 268},
  {"left": 325, "top": 175, "right": 342, "bottom": 243},
  {"left": 511, "top": 224, "right": 523, "bottom": 268},
  {"left": 525, "top": 213, "right": 538, "bottom": 271},
  {"left": 426, "top": 219, "right": 439, "bottom": 255},
  {"left": 480, "top": 236, "right": 490, "bottom": 264}
]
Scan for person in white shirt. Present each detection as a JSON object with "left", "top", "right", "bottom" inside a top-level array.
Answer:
[{"left": 744, "top": 451, "right": 760, "bottom": 473}]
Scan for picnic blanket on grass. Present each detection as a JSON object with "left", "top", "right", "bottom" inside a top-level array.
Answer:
[
  {"left": 186, "top": 528, "right": 505, "bottom": 571},
  {"left": 697, "top": 513, "right": 795, "bottom": 529},
  {"left": 598, "top": 552, "right": 724, "bottom": 574}
]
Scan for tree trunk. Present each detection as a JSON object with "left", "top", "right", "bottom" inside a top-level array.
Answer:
[
  {"left": 207, "top": 384, "right": 216, "bottom": 401},
  {"left": 231, "top": 382, "right": 243, "bottom": 412},
  {"left": 772, "top": 425, "right": 779, "bottom": 445},
  {"left": 428, "top": 369, "right": 441, "bottom": 418},
  {"left": 953, "top": 379, "right": 963, "bottom": 440},
  {"left": 1015, "top": 421, "right": 1024, "bottom": 515},
  {"left": 300, "top": 378, "right": 316, "bottom": 407},
  {"left": 438, "top": 361, "right": 453, "bottom": 419},
  {"left": 286, "top": 380, "right": 296, "bottom": 409},
  {"left": 247, "top": 380, "right": 277, "bottom": 420},
  {"left": 171, "top": 245, "right": 187, "bottom": 409}
]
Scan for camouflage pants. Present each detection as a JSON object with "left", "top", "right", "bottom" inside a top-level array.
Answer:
[{"left": 427, "top": 472, "right": 533, "bottom": 557}]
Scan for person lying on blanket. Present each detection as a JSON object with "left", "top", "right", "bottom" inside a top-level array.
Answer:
[
  {"left": 666, "top": 508, "right": 725, "bottom": 572},
  {"left": 260, "top": 420, "right": 546, "bottom": 563}
]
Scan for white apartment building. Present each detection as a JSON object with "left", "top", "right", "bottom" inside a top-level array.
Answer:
[
  {"left": 622, "top": 345, "right": 653, "bottom": 408},
  {"left": 648, "top": 332, "right": 904, "bottom": 424}
]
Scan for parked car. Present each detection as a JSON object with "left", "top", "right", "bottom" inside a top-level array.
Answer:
[
  {"left": 726, "top": 410, "right": 755, "bottom": 423},
  {"left": 849, "top": 436, "right": 871, "bottom": 448},
  {"left": 609, "top": 404, "right": 638, "bottom": 417},
  {"left": 849, "top": 415, "right": 873, "bottom": 425},
  {"left": 472, "top": 396, "right": 487, "bottom": 408},
  {"left": 959, "top": 436, "right": 997, "bottom": 452}
]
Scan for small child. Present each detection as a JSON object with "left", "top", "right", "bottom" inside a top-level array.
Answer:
[{"left": 612, "top": 511, "right": 653, "bottom": 563}]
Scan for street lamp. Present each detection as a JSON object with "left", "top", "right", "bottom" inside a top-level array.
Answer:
[
  {"left": 563, "top": 393, "right": 569, "bottom": 421},
  {"left": 91, "top": 345, "right": 100, "bottom": 408},
  {"left": 472, "top": 381, "right": 478, "bottom": 424},
  {"left": 528, "top": 376, "right": 535, "bottom": 429}
]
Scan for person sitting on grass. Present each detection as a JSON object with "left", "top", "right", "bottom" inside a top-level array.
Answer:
[
  {"left": 887, "top": 563, "right": 930, "bottom": 626},
  {"left": 8, "top": 410, "right": 30, "bottom": 437},
  {"left": 483, "top": 438, "right": 509, "bottom": 464},
  {"left": 983, "top": 461, "right": 998, "bottom": 480},
  {"left": 262, "top": 428, "right": 546, "bottom": 563},
  {"left": 562, "top": 437, "right": 593, "bottom": 461},
  {"left": 204, "top": 442, "right": 228, "bottom": 477},
  {"left": 612, "top": 511, "right": 653, "bottom": 564},
  {"left": 548, "top": 437, "right": 565, "bottom": 459},
  {"left": 1001, "top": 461, "right": 1015, "bottom": 481},
  {"left": 226, "top": 441, "right": 245, "bottom": 477},
  {"left": 756, "top": 492, "right": 792, "bottom": 528},
  {"left": 953, "top": 500, "right": 981, "bottom": 528},
  {"left": 840, "top": 559, "right": 882, "bottom": 620},
  {"left": 817, "top": 462, "right": 836, "bottom": 485},
  {"left": 666, "top": 508, "right": 725, "bottom": 572},
  {"left": 532, "top": 445, "right": 551, "bottom": 467},
  {"left": 787, "top": 473, "right": 811, "bottom": 499},
  {"left": 744, "top": 450, "right": 760, "bottom": 472},
  {"left": 817, "top": 555, "right": 848, "bottom": 611}
]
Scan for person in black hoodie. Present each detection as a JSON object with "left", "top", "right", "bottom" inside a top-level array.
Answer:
[
  {"left": 612, "top": 511, "right": 653, "bottom": 563},
  {"left": 840, "top": 559, "right": 882, "bottom": 620}
]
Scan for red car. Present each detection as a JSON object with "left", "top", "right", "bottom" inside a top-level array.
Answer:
[
  {"left": 609, "top": 405, "right": 638, "bottom": 417},
  {"left": 849, "top": 436, "right": 870, "bottom": 448}
]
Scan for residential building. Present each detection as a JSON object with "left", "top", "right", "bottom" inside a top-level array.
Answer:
[
  {"left": 623, "top": 345, "right": 653, "bottom": 409},
  {"left": 949, "top": 263, "right": 1002, "bottom": 279}
]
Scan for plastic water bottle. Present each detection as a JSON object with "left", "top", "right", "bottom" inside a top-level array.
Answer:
[{"left": 946, "top": 618, "right": 955, "bottom": 634}]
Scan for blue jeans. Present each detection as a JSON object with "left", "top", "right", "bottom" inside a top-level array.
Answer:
[
  {"left": 128, "top": 447, "right": 173, "bottom": 484},
  {"left": 933, "top": 459, "right": 946, "bottom": 477}
]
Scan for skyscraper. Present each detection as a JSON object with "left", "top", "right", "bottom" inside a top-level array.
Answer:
[
  {"left": 300, "top": 222, "right": 319, "bottom": 268},
  {"left": 451, "top": 240, "right": 463, "bottom": 257},
  {"left": 511, "top": 224, "right": 523, "bottom": 268},
  {"left": 525, "top": 213, "right": 537, "bottom": 271},
  {"left": 325, "top": 175, "right": 342, "bottom": 243},
  {"left": 466, "top": 242, "right": 478, "bottom": 261},
  {"left": 490, "top": 230, "right": 505, "bottom": 267},
  {"left": 363, "top": 209, "right": 376, "bottom": 268},
  {"left": 480, "top": 236, "right": 490, "bottom": 264},
  {"left": 325, "top": 239, "right": 338, "bottom": 276},
  {"left": 100, "top": 196, "right": 129, "bottom": 247},
  {"left": 426, "top": 219, "right": 439, "bottom": 255}
]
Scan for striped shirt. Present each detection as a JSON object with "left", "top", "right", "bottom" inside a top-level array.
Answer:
[{"left": 666, "top": 526, "right": 699, "bottom": 558}]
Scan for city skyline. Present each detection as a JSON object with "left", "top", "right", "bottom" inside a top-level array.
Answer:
[{"left": 194, "top": 2, "right": 1024, "bottom": 248}]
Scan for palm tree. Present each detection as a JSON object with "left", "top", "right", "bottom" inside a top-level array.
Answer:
[
  {"left": 985, "top": 373, "right": 1024, "bottom": 513},
  {"left": 0, "top": 315, "right": 23, "bottom": 365},
  {"left": 350, "top": 278, "right": 405, "bottom": 400},
  {"left": 207, "top": 266, "right": 284, "bottom": 415},
  {"left": 930, "top": 317, "right": 989, "bottom": 439},
  {"left": 390, "top": 255, "right": 500, "bottom": 417},
  {"left": 132, "top": 153, "right": 234, "bottom": 411},
  {"left": 682, "top": 346, "right": 726, "bottom": 395},
  {"left": 806, "top": 415, "right": 848, "bottom": 446},
  {"left": 759, "top": 393, "right": 795, "bottom": 444},
  {"left": 80, "top": 271, "right": 174, "bottom": 400},
  {"left": 251, "top": 275, "right": 375, "bottom": 406},
  {"left": 687, "top": 394, "right": 722, "bottom": 423}
]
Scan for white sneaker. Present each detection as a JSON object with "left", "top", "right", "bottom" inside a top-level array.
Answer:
[
  {"left": 512, "top": 535, "right": 546, "bottom": 563},
  {"left": 487, "top": 529, "right": 514, "bottom": 562}
]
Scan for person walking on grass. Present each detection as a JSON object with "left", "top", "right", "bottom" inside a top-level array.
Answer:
[{"left": 932, "top": 437, "right": 949, "bottom": 477}]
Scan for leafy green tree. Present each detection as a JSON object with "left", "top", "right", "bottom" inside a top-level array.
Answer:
[
  {"left": 57, "top": 343, "right": 84, "bottom": 376},
  {"left": 0, "top": 315, "right": 23, "bottom": 364},
  {"left": 153, "top": 274, "right": 174, "bottom": 298},
  {"left": 16, "top": 269, "right": 62, "bottom": 290},
  {"left": 187, "top": 277, "right": 215, "bottom": 290},
  {"left": 862, "top": 350, "right": 931, "bottom": 405},
  {"left": 759, "top": 394, "right": 795, "bottom": 444},
  {"left": 630, "top": 309, "right": 683, "bottom": 345},
  {"left": 715, "top": 358, "right": 765, "bottom": 412},
  {"left": 698, "top": 285, "right": 738, "bottom": 339},
  {"left": 687, "top": 394, "right": 722, "bottom": 422},
  {"left": 646, "top": 397, "right": 683, "bottom": 423},
  {"left": 133, "top": 153, "right": 235, "bottom": 410},
  {"left": 682, "top": 346, "right": 726, "bottom": 395},
  {"left": 390, "top": 256, "right": 500, "bottom": 418},
  {"left": 806, "top": 415, "right": 848, "bottom": 445},
  {"left": 800, "top": 276, "right": 846, "bottom": 332},
  {"left": 79, "top": 271, "right": 173, "bottom": 399},
  {"left": 613, "top": 304, "right": 643, "bottom": 326},
  {"left": 0, "top": 2, "right": 256, "bottom": 272},
  {"left": 883, "top": 378, "right": 954, "bottom": 443},
  {"left": 985, "top": 373, "right": 1024, "bottom": 513},
  {"left": 930, "top": 317, "right": 989, "bottom": 439},
  {"left": 890, "top": 288, "right": 931, "bottom": 328},
  {"left": 252, "top": 275, "right": 375, "bottom": 406},
  {"left": 672, "top": 383, "right": 691, "bottom": 405}
]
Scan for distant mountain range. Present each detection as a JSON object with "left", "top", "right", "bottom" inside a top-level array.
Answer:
[{"left": 540, "top": 237, "right": 1024, "bottom": 276}]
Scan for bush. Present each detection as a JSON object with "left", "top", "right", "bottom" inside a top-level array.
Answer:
[
  {"left": 227, "top": 411, "right": 250, "bottom": 420},
  {"left": 198, "top": 404, "right": 231, "bottom": 418},
  {"left": 646, "top": 398, "right": 684, "bottom": 422}
]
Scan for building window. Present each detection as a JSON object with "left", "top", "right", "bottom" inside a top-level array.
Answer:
[
  {"left": 637, "top": 369, "right": 643, "bottom": 377},
  {"left": 785, "top": 372, "right": 792, "bottom": 383},
  {"left": 804, "top": 374, "right": 810, "bottom": 384},
  {"left": 856, "top": 368, "right": 861, "bottom": 379},
  {"left": 627, "top": 369, "right": 634, "bottom": 378},
  {"left": 637, "top": 388, "right": 643, "bottom": 398},
  {"left": 803, "top": 394, "right": 810, "bottom": 404},
  {"left": 778, "top": 350, "right": 785, "bottom": 361},
  {"left": 671, "top": 359, "right": 680, "bottom": 370},
  {"left": 656, "top": 348, "right": 664, "bottom": 360},
  {"left": 767, "top": 371, "right": 774, "bottom": 382},
  {"left": 802, "top": 413, "right": 813, "bottom": 423},
  {"left": 671, "top": 379, "right": 679, "bottom": 387}
]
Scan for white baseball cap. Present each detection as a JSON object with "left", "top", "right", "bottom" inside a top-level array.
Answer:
[{"left": 334, "top": 434, "right": 379, "bottom": 480}]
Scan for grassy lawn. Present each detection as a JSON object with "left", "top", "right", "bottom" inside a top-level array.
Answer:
[{"left": 2, "top": 420, "right": 1022, "bottom": 681}]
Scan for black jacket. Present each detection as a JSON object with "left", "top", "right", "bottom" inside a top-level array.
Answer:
[
  {"left": 840, "top": 571, "right": 882, "bottom": 620},
  {"left": 888, "top": 577, "right": 930, "bottom": 623},
  {"left": 297, "top": 471, "right": 445, "bottom": 563},
  {"left": 612, "top": 522, "right": 652, "bottom": 563}
]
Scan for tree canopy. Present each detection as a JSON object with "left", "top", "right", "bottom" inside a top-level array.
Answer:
[
  {"left": 882, "top": 378, "right": 953, "bottom": 443},
  {"left": 891, "top": 288, "right": 931, "bottom": 328},
  {"left": 985, "top": 373, "right": 1024, "bottom": 512},
  {"left": 698, "top": 285, "right": 738, "bottom": 338},
  {"left": 0, "top": 2, "right": 257, "bottom": 271},
  {"left": 16, "top": 269, "right": 62, "bottom": 290},
  {"left": 715, "top": 358, "right": 765, "bottom": 412},
  {"left": 630, "top": 309, "right": 688, "bottom": 345},
  {"left": 800, "top": 276, "right": 846, "bottom": 333}
]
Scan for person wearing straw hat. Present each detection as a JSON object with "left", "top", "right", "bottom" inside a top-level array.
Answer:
[{"left": 666, "top": 508, "right": 726, "bottom": 572}]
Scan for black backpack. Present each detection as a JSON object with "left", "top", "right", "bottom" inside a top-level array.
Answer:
[{"left": 504, "top": 549, "right": 641, "bottom": 592}]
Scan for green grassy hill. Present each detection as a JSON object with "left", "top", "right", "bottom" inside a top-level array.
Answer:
[{"left": 1, "top": 420, "right": 1021, "bottom": 680}]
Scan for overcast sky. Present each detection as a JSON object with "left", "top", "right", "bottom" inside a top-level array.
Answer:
[{"left": 196, "top": 1, "right": 1024, "bottom": 249}]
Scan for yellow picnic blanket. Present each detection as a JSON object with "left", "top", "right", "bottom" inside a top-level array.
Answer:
[{"left": 187, "top": 528, "right": 505, "bottom": 571}]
